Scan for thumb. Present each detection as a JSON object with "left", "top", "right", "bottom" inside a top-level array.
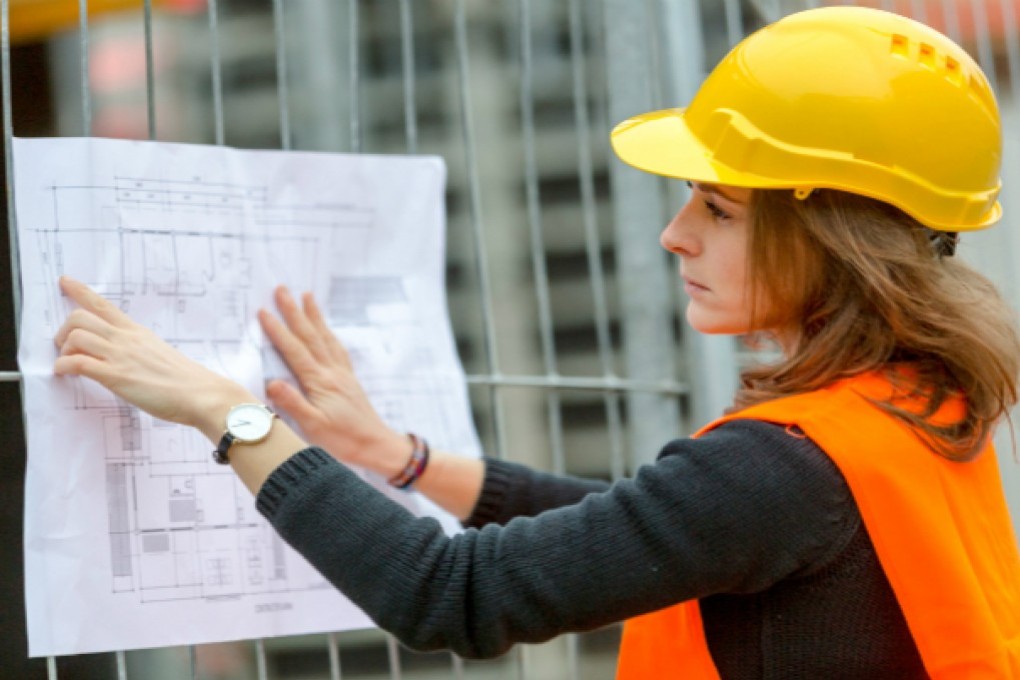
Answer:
[{"left": 266, "top": 379, "right": 320, "bottom": 426}]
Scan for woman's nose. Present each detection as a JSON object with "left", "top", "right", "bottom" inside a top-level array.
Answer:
[{"left": 660, "top": 202, "right": 699, "bottom": 256}]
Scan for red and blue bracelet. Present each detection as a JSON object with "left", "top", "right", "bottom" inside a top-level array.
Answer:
[{"left": 387, "top": 433, "right": 430, "bottom": 490}]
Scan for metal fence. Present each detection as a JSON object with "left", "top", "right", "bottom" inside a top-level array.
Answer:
[{"left": 3, "top": 0, "right": 1019, "bottom": 678}]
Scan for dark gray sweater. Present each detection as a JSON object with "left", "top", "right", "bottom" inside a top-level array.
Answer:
[{"left": 256, "top": 420, "right": 928, "bottom": 678}]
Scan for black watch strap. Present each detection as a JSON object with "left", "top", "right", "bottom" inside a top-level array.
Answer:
[{"left": 213, "top": 431, "right": 236, "bottom": 465}]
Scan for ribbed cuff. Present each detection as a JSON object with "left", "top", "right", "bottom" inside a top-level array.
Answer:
[
  {"left": 256, "top": 446, "right": 335, "bottom": 518},
  {"left": 462, "top": 457, "right": 515, "bottom": 528}
]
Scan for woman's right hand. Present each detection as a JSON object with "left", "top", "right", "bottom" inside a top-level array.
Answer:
[
  {"left": 258, "top": 286, "right": 410, "bottom": 474},
  {"left": 54, "top": 276, "right": 256, "bottom": 440}
]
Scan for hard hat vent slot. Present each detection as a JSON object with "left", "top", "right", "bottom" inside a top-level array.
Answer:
[
  {"left": 891, "top": 34, "right": 909, "bottom": 57},
  {"left": 945, "top": 56, "right": 963, "bottom": 85},
  {"left": 889, "top": 35, "right": 966, "bottom": 86}
]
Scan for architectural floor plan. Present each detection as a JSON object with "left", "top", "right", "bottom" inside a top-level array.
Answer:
[{"left": 15, "top": 137, "right": 480, "bottom": 657}]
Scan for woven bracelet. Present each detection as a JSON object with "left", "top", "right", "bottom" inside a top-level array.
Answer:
[{"left": 387, "top": 433, "right": 430, "bottom": 490}]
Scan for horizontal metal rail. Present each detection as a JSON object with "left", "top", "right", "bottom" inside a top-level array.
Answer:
[
  {"left": 466, "top": 373, "right": 688, "bottom": 395},
  {"left": 3, "top": 370, "right": 689, "bottom": 397}
]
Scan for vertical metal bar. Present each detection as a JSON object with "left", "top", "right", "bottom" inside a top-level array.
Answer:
[
  {"left": 190, "top": 645, "right": 198, "bottom": 680},
  {"left": 983, "top": 1, "right": 1019, "bottom": 305},
  {"left": 972, "top": 0, "right": 999, "bottom": 86},
  {"left": 909, "top": 0, "right": 928, "bottom": 25},
  {"left": 438, "top": 0, "right": 461, "bottom": 611},
  {"left": 723, "top": 0, "right": 743, "bottom": 47},
  {"left": 658, "top": 0, "right": 739, "bottom": 431},
  {"left": 116, "top": 650, "right": 128, "bottom": 680},
  {"left": 566, "top": 634, "right": 580, "bottom": 680},
  {"left": 571, "top": 0, "right": 626, "bottom": 481},
  {"left": 327, "top": 632, "right": 342, "bottom": 680},
  {"left": 79, "top": 0, "right": 91, "bottom": 135},
  {"left": 398, "top": 22, "right": 450, "bottom": 670},
  {"left": 255, "top": 639, "right": 268, "bottom": 680},
  {"left": 658, "top": 0, "right": 704, "bottom": 201},
  {"left": 996, "top": 0, "right": 1020, "bottom": 531},
  {"left": 941, "top": 0, "right": 962, "bottom": 44},
  {"left": 450, "top": 654, "right": 465, "bottom": 679},
  {"left": 520, "top": 5, "right": 571, "bottom": 676},
  {"left": 348, "top": 0, "right": 361, "bottom": 152},
  {"left": 271, "top": 0, "right": 292, "bottom": 150},
  {"left": 288, "top": 0, "right": 346, "bottom": 152},
  {"left": 5, "top": 22, "right": 38, "bottom": 680},
  {"left": 47, "top": 656, "right": 58, "bottom": 680},
  {"left": 1001, "top": 0, "right": 1020, "bottom": 105},
  {"left": 515, "top": 645, "right": 527, "bottom": 680},
  {"left": 454, "top": 0, "right": 509, "bottom": 458},
  {"left": 199, "top": 0, "right": 222, "bottom": 663},
  {"left": 207, "top": 0, "right": 225, "bottom": 146},
  {"left": 385, "top": 635, "right": 401, "bottom": 679},
  {"left": 2, "top": 0, "right": 20, "bottom": 337},
  {"left": 399, "top": 0, "right": 418, "bottom": 153},
  {"left": 604, "top": 0, "right": 682, "bottom": 465},
  {"left": 643, "top": 0, "right": 664, "bottom": 109},
  {"left": 518, "top": 0, "right": 565, "bottom": 470},
  {"left": 142, "top": 0, "right": 156, "bottom": 139}
]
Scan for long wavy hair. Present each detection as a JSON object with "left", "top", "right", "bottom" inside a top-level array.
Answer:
[{"left": 737, "top": 188, "right": 1020, "bottom": 461}]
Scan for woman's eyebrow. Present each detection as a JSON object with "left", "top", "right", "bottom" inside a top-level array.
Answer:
[{"left": 694, "top": 182, "right": 745, "bottom": 205}]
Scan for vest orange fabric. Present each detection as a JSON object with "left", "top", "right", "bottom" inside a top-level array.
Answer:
[{"left": 616, "top": 373, "right": 1020, "bottom": 679}]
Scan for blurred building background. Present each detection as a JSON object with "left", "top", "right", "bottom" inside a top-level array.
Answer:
[{"left": 3, "top": 0, "right": 1020, "bottom": 678}]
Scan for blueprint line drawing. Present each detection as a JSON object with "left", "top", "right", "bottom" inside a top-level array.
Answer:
[{"left": 15, "top": 137, "right": 481, "bottom": 657}]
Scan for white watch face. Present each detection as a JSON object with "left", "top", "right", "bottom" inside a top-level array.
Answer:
[{"left": 226, "top": 404, "right": 274, "bottom": 443}]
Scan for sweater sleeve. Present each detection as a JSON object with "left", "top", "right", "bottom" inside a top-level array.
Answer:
[
  {"left": 465, "top": 459, "right": 611, "bottom": 528},
  {"left": 256, "top": 420, "right": 859, "bottom": 659}
]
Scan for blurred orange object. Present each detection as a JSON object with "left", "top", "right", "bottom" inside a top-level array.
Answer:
[
  {"left": 832, "top": 0, "right": 1020, "bottom": 44},
  {"left": 9, "top": 0, "right": 205, "bottom": 45}
]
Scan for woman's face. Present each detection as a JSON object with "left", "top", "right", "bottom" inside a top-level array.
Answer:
[{"left": 661, "top": 183, "right": 756, "bottom": 335}]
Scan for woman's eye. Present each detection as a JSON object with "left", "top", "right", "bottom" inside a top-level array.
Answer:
[{"left": 704, "top": 200, "right": 730, "bottom": 220}]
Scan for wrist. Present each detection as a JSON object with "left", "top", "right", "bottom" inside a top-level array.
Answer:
[
  {"left": 386, "top": 433, "right": 430, "bottom": 490},
  {"left": 353, "top": 429, "right": 416, "bottom": 479},
  {"left": 192, "top": 384, "right": 262, "bottom": 443}
]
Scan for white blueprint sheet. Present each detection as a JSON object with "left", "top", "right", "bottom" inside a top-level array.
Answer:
[{"left": 14, "top": 137, "right": 482, "bottom": 657}]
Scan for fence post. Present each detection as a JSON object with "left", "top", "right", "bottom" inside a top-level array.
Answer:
[{"left": 602, "top": 0, "right": 681, "bottom": 468}]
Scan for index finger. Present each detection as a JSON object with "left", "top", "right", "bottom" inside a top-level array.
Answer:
[
  {"left": 59, "top": 276, "right": 133, "bottom": 327},
  {"left": 302, "top": 293, "right": 352, "bottom": 368},
  {"left": 258, "top": 307, "right": 319, "bottom": 378},
  {"left": 273, "top": 286, "right": 332, "bottom": 364}
]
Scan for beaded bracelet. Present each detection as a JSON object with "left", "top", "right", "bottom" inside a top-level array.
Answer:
[{"left": 387, "top": 433, "right": 430, "bottom": 490}]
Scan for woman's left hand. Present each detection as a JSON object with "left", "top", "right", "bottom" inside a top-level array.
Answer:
[
  {"left": 53, "top": 276, "right": 253, "bottom": 438},
  {"left": 257, "top": 286, "right": 407, "bottom": 470}
]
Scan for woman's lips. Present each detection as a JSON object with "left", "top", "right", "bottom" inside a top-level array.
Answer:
[{"left": 683, "top": 276, "right": 709, "bottom": 296}]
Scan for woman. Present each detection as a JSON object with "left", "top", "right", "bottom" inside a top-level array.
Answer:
[{"left": 53, "top": 7, "right": 1020, "bottom": 678}]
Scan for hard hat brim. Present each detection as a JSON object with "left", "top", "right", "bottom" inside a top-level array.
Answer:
[{"left": 609, "top": 107, "right": 794, "bottom": 189}]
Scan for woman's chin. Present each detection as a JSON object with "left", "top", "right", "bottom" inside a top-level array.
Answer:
[{"left": 685, "top": 309, "right": 749, "bottom": 336}]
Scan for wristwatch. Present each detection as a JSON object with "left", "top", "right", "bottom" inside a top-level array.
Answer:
[{"left": 212, "top": 403, "right": 277, "bottom": 464}]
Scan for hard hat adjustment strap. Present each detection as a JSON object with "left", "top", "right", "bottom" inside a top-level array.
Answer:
[
  {"left": 794, "top": 188, "right": 814, "bottom": 201},
  {"left": 930, "top": 230, "right": 959, "bottom": 258}
]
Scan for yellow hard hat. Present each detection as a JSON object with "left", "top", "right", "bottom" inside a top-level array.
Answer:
[{"left": 610, "top": 6, "right": 1002, "bottom": 231}]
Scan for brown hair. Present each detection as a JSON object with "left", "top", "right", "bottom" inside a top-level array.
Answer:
[{"left": 737, "top": 188, "right": 1020, "bottom": 461}]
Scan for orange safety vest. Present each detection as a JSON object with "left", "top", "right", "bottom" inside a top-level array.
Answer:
[{"left": 616, "top": 372, "right": 1020, "bottom": 679}]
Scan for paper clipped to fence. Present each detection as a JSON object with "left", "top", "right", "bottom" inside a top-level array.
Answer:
[{"left": 14, "top": 137, "right": 482, "bottom": 657}]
